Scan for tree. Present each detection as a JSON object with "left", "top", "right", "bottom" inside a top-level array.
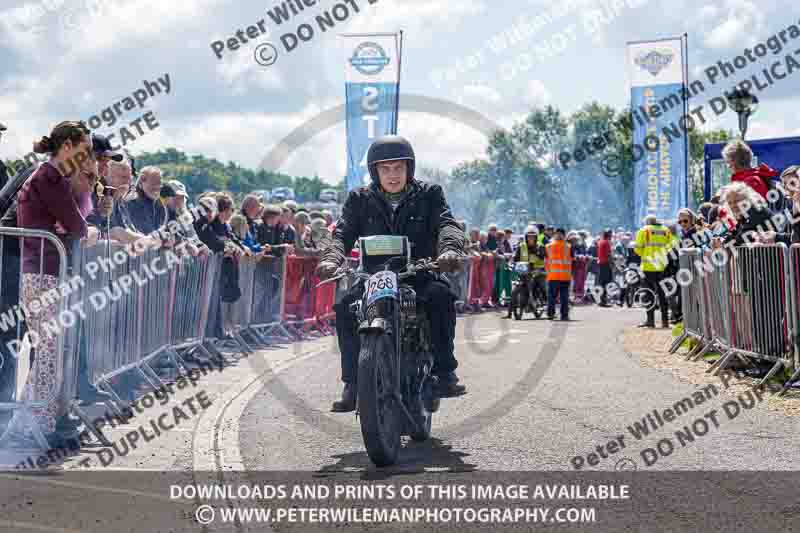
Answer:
[
  {"left": 450, "top": 159, "right": 494, "bottom": 227},
  {"left": 688, "top": 129, "right": 733, "bottom": 206},
  {"left": 512, "top": 106, "right": 569, "bottom": 218},
  {"left": 132, "top": 148, "right": 320, "bottom": 200}
]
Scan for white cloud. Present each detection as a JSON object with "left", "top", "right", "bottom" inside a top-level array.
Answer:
[
  {"left": 746, "top": 118, "right": 800, "bottom": 140},
  {"left": 400, "top": 113, "right": 488, "bottom": 172},
  {"left": 459, "top": 85, "right": 503, "bottom": 106},
  {"left": 347, "top": 0, "right": 487, "bottom": 45},
  {"left": 703, "top": 0, "right": 765, "bottom": 49},
  {"left": 454, "top": 79, "right": 549, "bottom": 117},
  {"left": 2, "top": 0, "right": 799, "bottom": 189},
  {"left": 214, "top": 48, "right": 285, "bottom": 94},
  {"left": 524, "top": 80, "right": 551, "bottom": 108}
]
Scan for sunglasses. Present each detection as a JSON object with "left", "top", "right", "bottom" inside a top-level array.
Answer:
[{"left": 678, "top": 219, "right": 691, "bottom": 224}]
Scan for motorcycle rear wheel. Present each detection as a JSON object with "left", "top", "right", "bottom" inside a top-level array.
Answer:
[
  {"left": 409, "top": 373, "right": 434, "bottom": 442},
  {"left": 358, "top": 332, "right": 401, "bottom": 467}
]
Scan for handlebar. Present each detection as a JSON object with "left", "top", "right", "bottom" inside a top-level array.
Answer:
[
  {"left": 315, "top": 267, "right": 367, "bottom": 287},
  {"left": 399, "top": 259, "right": 439, "bottom": 280},
  {"left": 315, "top": 258, "right": 441, "bottom": 288}
]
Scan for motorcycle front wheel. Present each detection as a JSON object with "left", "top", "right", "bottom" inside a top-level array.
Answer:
[
  {"left": 511, "top": 285, "right": 526, "bottom": 320},
  {"left": 530, "top": 283, "right": 545, "bottom": 319},
  {"left": 358, "top": 332, "right": 401, "bottom": 467}
]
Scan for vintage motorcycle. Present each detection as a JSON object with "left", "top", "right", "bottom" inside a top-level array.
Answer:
[
  {"left": 318, "top": 235, "right": 442, "bottom": 467},
  {"left": 508, "top": 262, "right": 546, "bottom": 320}
]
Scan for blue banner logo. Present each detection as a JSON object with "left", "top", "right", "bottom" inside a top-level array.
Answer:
[
  {"left": 631, "top": 84, "right": 687, "bottom": 224},
  {"left": 349, "top": 42, "right": 391, "bottom": 76},
  {"left": 634, "top": 50, "right": 674, "bottom": 77}
]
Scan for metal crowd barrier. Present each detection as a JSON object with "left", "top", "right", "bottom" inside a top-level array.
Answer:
[
  {"left": 170, "top": 251, "right": 220, "bottom": 354},
  {"left": 0, "top": 228, "right": 70, "bottom": 451},
  {"left": 670, "top": 249, "right": 705, "bottom": 355},
  {"left": 671, "top": 244, "right": 797, "bottom": 393},
  {"left": 223, "top": 255, "right": 259, "bottom": 353},
  {"left": 69, "top": 244, "right": 223, "bottom": 423},
  {"left": 443, "top": 257, "right": 472, "bottom": 313},
  {"left": 249, "top": 255, "right": 291, "bottom": 343},
  {"left": 786, "top": 244, "right": 800, "bottom": 385}
]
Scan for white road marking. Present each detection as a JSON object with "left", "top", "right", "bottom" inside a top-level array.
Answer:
[
  {"left": 192, "top": 346, "right": 327, "bottom": 472},
  {"left": 0, "top": 520, "right": 84, "bottom": 533},
  {"left": 0, "top": 473, "right": 184, "bottom": 503}
]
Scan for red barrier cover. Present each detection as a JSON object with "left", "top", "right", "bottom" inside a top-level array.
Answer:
[
  {"left": 283, "top": 256, "right": 317, "bottom": 321},
  {"left": 283, "top": 256, "right": 336, "bottom": 333},
  {"left": 479, "top": 255, "right": 495, "bottom": 305},
  {"left": 468, "top": 256, "right": 482, "bottom": 306}
]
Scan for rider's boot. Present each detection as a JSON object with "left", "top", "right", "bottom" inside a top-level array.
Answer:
[
  {"left": 331, "top": 382, "right": 357, "bottom": 412},
  {"left": 435, "top": 371, "right": 466, "bottom": 397}
]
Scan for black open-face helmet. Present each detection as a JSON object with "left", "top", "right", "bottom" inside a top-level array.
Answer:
[{"left": 366, "top": 135, "right": 415, "bottom": 184}]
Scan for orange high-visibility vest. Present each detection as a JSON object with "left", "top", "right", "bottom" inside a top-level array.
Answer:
[{"left": 545, "top": 240, "right": 572, "bottom": 282}]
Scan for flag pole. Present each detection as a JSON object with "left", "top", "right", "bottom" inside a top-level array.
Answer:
[
  {"left": 683, "top": 32, "right": 690, "bottom": 208},
  {"left": 394, "top": 30, "right": 404, "bottom": 133}
]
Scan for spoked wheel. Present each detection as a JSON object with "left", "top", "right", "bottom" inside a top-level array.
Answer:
[
  {"left": 409, "top": 362, "right": 436, "bottom": 442},
  {"left": 626, "top": 285, "right": 636, "bottom": 308},
  {"left": 511, "top": 285, "right": 526, "bottom": 320},
  {"left": 357, "top": 332, "right": 401, "bottom": 467},
  {"left": 530, "top": 286, "right": 545, "bottom": 319}
]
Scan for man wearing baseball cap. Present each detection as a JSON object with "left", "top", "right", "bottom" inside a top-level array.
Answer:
[
  {"left": 163, "top": 179, "right": 199, "bottom": 244},
  {"left": 92, "top": 133, "right": 124, "bottom": 181}
]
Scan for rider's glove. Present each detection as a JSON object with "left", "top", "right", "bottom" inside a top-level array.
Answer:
[
  {"left": 437, "top": 251, "right": 464, "bottom": 273},
  {"left": 316, "top": 260, "right": 341, "bottom": 280}
]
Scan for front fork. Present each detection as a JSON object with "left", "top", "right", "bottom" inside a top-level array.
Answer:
[
  {"left": 357, "top": 298, "right": 403, "bottom": 400},
  {"left": 357, "top": 298, "right": 430, "bottom": 433}
]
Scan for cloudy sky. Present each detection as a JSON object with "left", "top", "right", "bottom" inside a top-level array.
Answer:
[{"left": 1, "top": 0, "right": 799, "bottom": 184}]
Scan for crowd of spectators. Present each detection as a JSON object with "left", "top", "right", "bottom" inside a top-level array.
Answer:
[
  {"left": 455, "top": 140, "right": 800, "bottom": 326},
  {"left": 0, "top": 121, "right": 338, "bottom": 449},
  {"left": 457, "top": 219, "right": 643, "bottom": 309}
]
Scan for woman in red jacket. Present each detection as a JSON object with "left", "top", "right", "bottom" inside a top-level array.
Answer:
[{"left": 723, "top": 139, "right": 777, "bottom": 199}]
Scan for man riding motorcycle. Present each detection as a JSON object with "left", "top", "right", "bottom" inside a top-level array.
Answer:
[
  {"left": 505, "top": 226, "right": 547, "bottom": 318},
  {"left": 316, "top": 135, "right": 467, "bottom": 412}
]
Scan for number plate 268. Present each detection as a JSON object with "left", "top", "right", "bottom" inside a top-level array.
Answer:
[{"left": 365, "top": 271, "right": 399, "bottom": 306}]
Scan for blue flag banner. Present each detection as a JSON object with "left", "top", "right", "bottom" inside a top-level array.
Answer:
[
  {"left": 342, "top": 33, "right": 402, "bottom": 192},
  {"left": 627, "top": 38, "right": 688, "bottom": 225}
]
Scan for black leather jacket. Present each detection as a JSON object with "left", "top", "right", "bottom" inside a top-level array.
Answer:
[{"left": 320, "top": 180, "right": 465, "bottom": 266}]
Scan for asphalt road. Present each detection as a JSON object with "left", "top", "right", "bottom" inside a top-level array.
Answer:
[{"left": 238, "top": 306, "right": 800, "bottom": 473}]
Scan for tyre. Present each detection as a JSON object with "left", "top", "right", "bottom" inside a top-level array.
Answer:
[
  {"left": 530, "top": 285, "right": 544, "bottom": 319},
  {"left": 409, "top": 375, "right": 434, "bottom": 442},
  {"left": 410, "top": 412, "right": 432, "bottom": 441},
  {"left": 357, "top": 332, "right": 401, "bottom": 467},
  {"left": 511, "top": 286, "right": 525, "bottom": 320},
  {"left": 626, "top": 285, "right": 636, "bottom": 308}
]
